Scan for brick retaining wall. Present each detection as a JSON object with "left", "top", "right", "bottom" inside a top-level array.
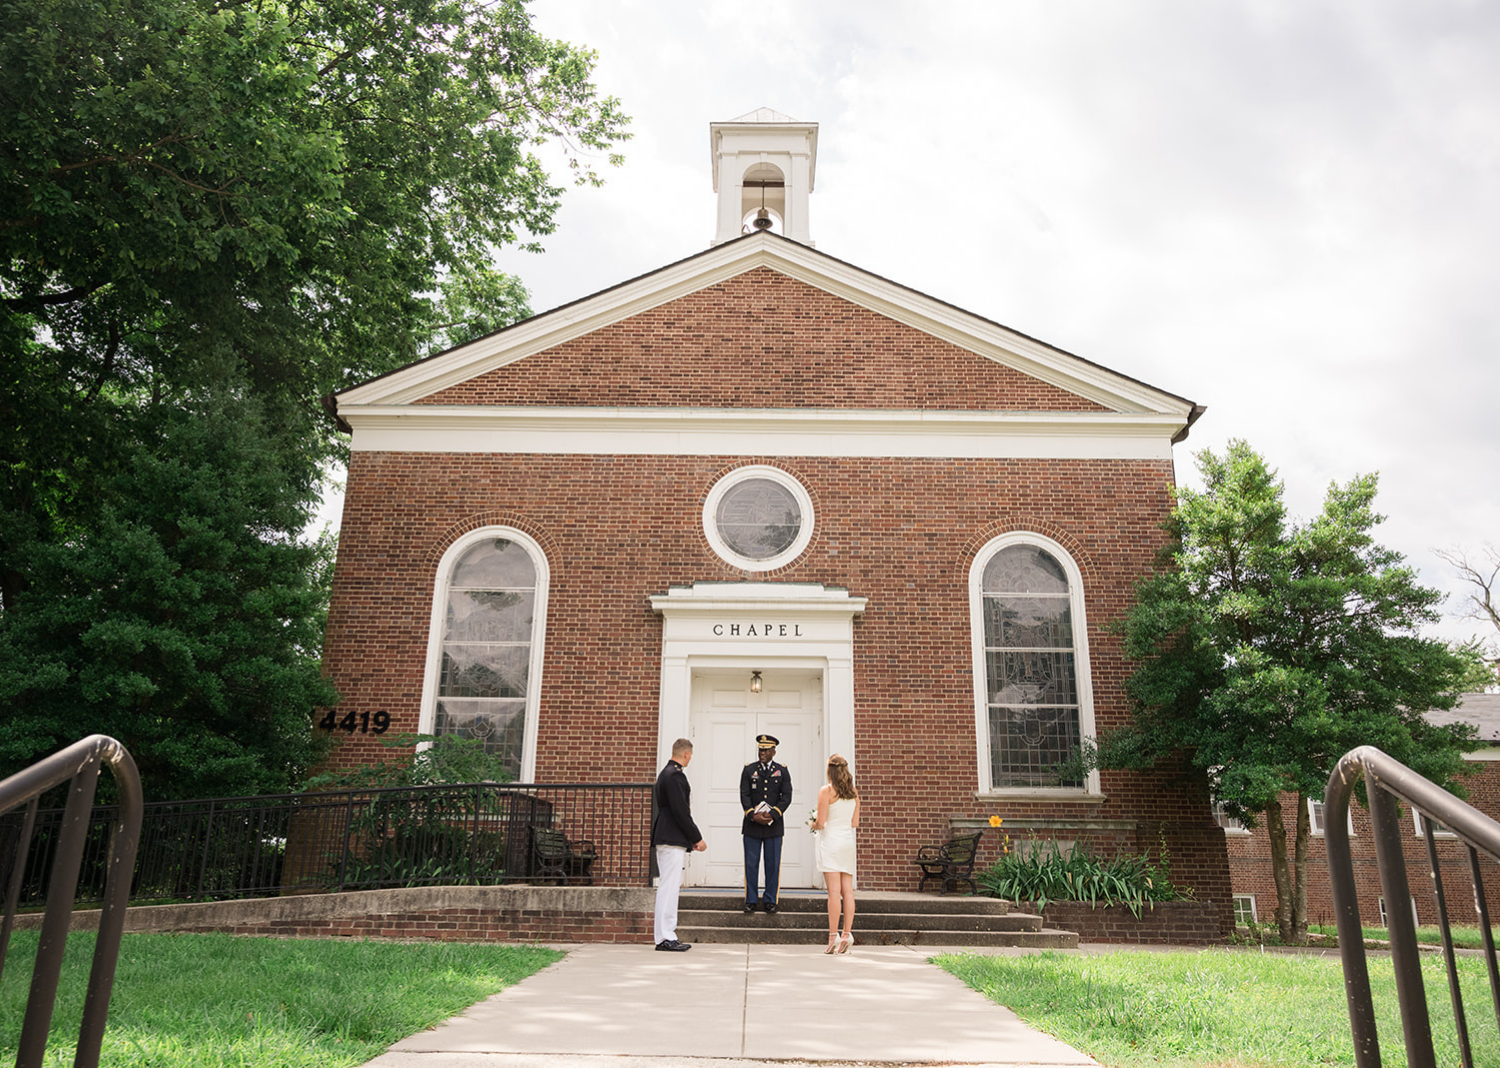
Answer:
[
  {"left": 11, "top": 886, "right": 656, "bottom": 944},
  {"left": 1039, "top": 899, "right": 1223, "bottom": 944}
]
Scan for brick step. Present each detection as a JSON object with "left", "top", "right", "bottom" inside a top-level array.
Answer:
[
  {"left": 677, "top": 925, "right": 1078, "bottom": 949},
  {"left": 679, "top": 909, "right": 1044, "bottom": 933}
]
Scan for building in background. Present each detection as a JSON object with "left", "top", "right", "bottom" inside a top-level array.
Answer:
[{"left": 1223, "top": 693, "right": 1500, "bottom": 930}]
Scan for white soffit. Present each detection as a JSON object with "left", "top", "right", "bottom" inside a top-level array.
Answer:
[
  {"left": 335, "top": 234, "right": 1196, "bottom": 421},
  {"left": 343, "top": 405, "right": 1184, "bottom": 460}
]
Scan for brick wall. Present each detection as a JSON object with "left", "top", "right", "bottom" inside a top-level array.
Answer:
[
  {"left": 1226, "top": 759, "right": 1500, "bottom": 929},
  {"left": 1039, "top": 900, "right": 1223, "bottom": 944},
  {"left": 322, "top": 267, "right": 1229, "bottom": 927},
  {"left": 420, "top": 269, "right": 1109, "bottom": 413},
  {"left": 19, "top": 886, "right": 654, "bottom": 944}
]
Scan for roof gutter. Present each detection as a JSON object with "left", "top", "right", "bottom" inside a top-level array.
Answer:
[
  {"left": 321, "top": 392, "right": 352, "bottom": 435},
  {"left": 1171, "top": 404, "right": 1208, "bottom": 445}
]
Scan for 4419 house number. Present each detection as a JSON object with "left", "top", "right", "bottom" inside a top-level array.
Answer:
[{"left": 317, "top": 709, "right": 391, "bottom": 735}]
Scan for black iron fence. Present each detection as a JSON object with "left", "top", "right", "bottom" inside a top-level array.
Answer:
[
  {"left": 1, "top": 781, "right": 653, "bottom": 908},
  {"left": 1, "top": 735, "right": 143, "bottom": 1068},
  {"left": 1325, "top": 745, "right": 1500, "bottom": 1068}
]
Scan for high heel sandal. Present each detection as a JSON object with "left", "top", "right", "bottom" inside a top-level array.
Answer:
[
  {"left": 824, "top": 933, "right": 838, "bottom": 954},
  {"left": 837, "top": 933, "right": 852, "bottom": 954}
]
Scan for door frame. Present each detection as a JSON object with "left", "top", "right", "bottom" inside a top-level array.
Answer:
[
  {"left": 683, "top": 668, "right": 824, "bottom": 888},
  {"left": 650, "top": 582, "right": 866, "bottom": 776}
]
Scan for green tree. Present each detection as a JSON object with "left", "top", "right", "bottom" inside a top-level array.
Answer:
[
  {"left": 1107, "top": 441, "right": 1482, "bottom": 942},
  {"left": 1, "top": 0, "right": 628, "bottom": 797},
  {"left": 0, "top": 397, "right": 341, "bottom": 797}
]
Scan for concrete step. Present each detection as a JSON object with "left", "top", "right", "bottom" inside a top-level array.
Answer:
[
  {"left": 679, "top": 892, "right": 1027, "bottom": 916},
  {"left": 677, "top": 925, "right": 1078, "bottom": 949},
  {"left": 674, "top": 888, "right": 1077, "bottom": 949},
  {"left": 679, "top": 909, "right": 1044, "bottom": 933}
]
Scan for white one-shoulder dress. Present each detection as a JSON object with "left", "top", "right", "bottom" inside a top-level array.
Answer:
[{"left": 818, "top": 796, "right": 857, "bottom": 877}]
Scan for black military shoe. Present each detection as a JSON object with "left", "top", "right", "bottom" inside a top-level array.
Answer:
[
  {"left": 763, "top": 902, "right": 779, "bottom": 915},
  {"left": 655, "top": 939, "right": 691, "bottom": 952},
  {"left": 743, "top": 902, "right": 758, "bottom": 914}
]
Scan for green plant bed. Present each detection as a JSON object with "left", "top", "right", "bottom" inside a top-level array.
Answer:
[
  {"left": 1, "top": 930, "right": 560, "bottom": 1067},
  {"left": 976, "top": 837, "right": 1188, "bottom": 918},
  {"left": 939, "top": 948, "right": 1500, "bottom": 1067}
]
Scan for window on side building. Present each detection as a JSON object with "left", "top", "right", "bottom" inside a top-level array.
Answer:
[
  {"left": 1308, "top": 798, "right": 1356, "bottom": 837},
  {"left": 419, "top": 528, "right": 549, "bottom": 782},
  {"left": 1214, "top": 801, "right": 1250, "bottom": 835},
  {"left": 1414, "top": 810, "right": 1457, "bottom": 838},
  {"left": 969, "top": 534, "right": 1098, "bottom": 795}
]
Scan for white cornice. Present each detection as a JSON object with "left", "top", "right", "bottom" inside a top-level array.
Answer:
[
  {"left": 341, "top": 405, "right": 1186, "bottom": 459},
  {"left": 334, "top": 236, "right": 1196, "bottom": 420},
  {"left": 650, "top": 582, "right": 866, "bottom": 617}
]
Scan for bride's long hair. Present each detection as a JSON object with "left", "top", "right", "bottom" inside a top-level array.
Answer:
[{"left": 827, "top": 754, "right": 857, "bottom": 800}]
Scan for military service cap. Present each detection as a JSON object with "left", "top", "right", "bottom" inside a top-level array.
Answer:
[{"left": 756, "top": 734, "right": 780, "bottom": 749}]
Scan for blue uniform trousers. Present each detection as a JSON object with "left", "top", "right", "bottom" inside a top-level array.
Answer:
[{"left": 744, "top": 835, "right": 783, "bottom": 907}]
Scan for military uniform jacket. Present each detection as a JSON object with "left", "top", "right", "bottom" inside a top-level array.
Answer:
[
  {"left": 652, "top": 759, "right": 702, "bottom": 848},
  {"left": 739, "top": 759, "right": 792, "bottom": 839}
]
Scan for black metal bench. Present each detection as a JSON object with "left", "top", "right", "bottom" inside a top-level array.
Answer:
[
  {"left": 530, "top": 827, "right": 597, "bottom": 885},
  {"left": 913, "top": 830, "right": 983, "bottom": 895}
]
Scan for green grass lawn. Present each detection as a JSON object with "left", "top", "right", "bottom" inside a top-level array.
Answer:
[
  {"left": 938, "top": 948, "right": 1500, "bottom": 1067},
  {"left": 1, "top": 931, "right": 561, "bottom": 1067},
  {"left": 1306, "top": 922, "right": 1500, "bottom": 950}
]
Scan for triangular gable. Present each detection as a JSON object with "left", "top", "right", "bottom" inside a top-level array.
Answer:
[
  {"left": 335, "top": 232, "right": 1198, "bottom": 424},
  {"left": 417, "top": 268, "right": 1110, "bottom": 413}
]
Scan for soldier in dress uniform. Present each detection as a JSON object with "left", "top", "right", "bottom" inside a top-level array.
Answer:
[{"left": 740, "top": 733, "right": 792, "bottom": 914}]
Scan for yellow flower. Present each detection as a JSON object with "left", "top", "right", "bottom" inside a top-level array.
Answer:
[{"left": 988, "top": 815, "right": 1003, "bottom": 827}]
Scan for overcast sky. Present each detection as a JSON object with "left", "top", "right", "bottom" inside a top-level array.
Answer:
[{"left": 333, "top": 1, "right": 1500, "bottom": 647}]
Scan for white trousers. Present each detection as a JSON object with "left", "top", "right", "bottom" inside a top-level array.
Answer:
[{"left": 654, "top": 845, "right": 687, "bottom": 944}]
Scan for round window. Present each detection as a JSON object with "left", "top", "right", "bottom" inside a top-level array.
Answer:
[{"left": 703, "top": 467, "right": 814, "bottom": 571}]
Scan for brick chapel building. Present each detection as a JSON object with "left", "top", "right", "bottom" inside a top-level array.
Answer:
[{"left": 318, "top": 109, "right": 1232, "bottom": 924}]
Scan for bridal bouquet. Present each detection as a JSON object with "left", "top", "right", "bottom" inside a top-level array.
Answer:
[{"left": 804, "top": 807, "right": 818, "bottom": 831}]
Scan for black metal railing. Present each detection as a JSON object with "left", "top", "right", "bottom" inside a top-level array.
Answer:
[
  {"left": 0, "top": 781, "right": 652, "bottom": 908},
  {"left": 1, "top": 735, "right": 143, "bottom": 1068},
  {"left": 1326, "top": 745, "right": 1500, "bottom": 1068}
]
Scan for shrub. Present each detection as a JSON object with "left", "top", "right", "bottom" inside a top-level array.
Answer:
[
  {"left": 303, "top": 735, "right": 516, "bottom": 890},
  {"left": 976, "top": 837, "right": 1188, "bottom": 918}
]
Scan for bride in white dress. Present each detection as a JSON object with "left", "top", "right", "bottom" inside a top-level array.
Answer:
[{"left": 811, "top": 754, "right": 860, "bottom": 954}]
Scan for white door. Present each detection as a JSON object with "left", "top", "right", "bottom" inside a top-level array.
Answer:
[{"left": 682, "top": 670, "right": 823, "bottom": 888}]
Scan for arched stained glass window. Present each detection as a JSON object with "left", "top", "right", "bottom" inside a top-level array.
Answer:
[
  {"left": 969, "top": 535, "right": 1096, "bottom": 793},
  {"left": 421, "top": 529, "right": 548, "bottom": 781}
]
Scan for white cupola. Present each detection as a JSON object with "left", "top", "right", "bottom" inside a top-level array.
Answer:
[{"left": 710, "top": 108, "right": 818, "bottom": 247}]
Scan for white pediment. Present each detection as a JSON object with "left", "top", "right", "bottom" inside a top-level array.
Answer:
[{"left": 335, "top": 232, "right": 1200, "bottom": 429}]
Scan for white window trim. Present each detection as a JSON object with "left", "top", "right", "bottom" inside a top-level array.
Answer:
[
  {"left": 1308, "top": 797, "right": 1356, "bottom": 837},
  {"left": 418, "top": 526, "right": 550, "bottom": 782},
  {"left": 968, "top": 531, "right": 1100, "bottom": 798},
  {"left": 1213, "top": 801, "right": 1251, "bottom": 836},
  {"left": 1232, "top": 894, "right": 1258, "bottom": 925},
  {"left": 1378, "top": 896, "right": 1420, "bottom": 929},
  {"left": 1413, "top": 810, "right": 1458, "bottom": 838},
  {"left": 702, "top": 464, "right": 815, "bottom": 572}
]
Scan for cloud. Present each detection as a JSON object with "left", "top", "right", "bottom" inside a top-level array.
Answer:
[{"left": 438, "top": 0, "right": 1500, "bottom": 643}]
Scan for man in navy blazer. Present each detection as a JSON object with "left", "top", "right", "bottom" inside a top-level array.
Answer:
[{"left": 652, "top": 738, "right": 706, "bottom": 951}]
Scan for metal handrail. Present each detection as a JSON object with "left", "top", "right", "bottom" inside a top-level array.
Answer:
[
  {"left": 1326, "top": 745, "right": 1500, "bottom": 1068},
  {"left": 0, "top": 735, "right": 143, "bottom": 1068},
  {"left": 1, "top": 779, "right": 654, "bottom": 908}
]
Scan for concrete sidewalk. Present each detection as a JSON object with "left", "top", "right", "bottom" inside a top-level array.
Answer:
[{"left": 360, "top": 942, "right": 1099, "bottom": 1068}]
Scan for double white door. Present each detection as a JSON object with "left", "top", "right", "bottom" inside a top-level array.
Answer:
[{"left": 682, "top": 670, "right": 823, "bottom": 889}]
